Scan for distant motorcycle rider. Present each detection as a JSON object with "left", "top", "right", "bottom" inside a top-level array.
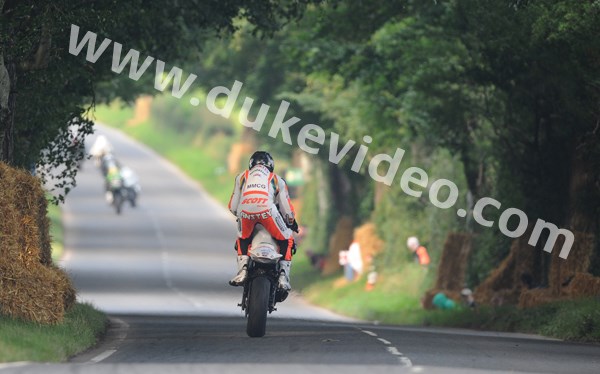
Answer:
[
  {"left": 90, "top": 135, "right": 113, "bottom": 167},
  {"left": 228, "top": 151, "right": 298, "bottom": 290},
  {"left": 105, "top": 163, "right": 124, "bottom": 204}
]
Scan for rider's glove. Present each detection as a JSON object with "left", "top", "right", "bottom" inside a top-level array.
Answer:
[
  {"left": 291, "top": 241, "right": 297, "bottom": 255},
  {"left": 288, "top": 219, "right": 299, "bottom": 233}
]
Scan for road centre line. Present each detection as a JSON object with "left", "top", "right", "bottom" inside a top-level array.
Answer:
[
  {"left": 358, "top": 328, "right": 413, "bottom": 367},
  {"left": 387, "top": 346, "right": 403, "bottom": 356},
  {"left": 147, "top": 207, "right": 213, "bottom": 312},
  {"left": 361, "top": 329, "right": 378, "bottom": 337}
]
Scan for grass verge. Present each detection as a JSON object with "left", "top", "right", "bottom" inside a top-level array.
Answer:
[
  {"left": 0, "top": 303, "right": 107, "bottom": 362},
  {"left": 293, "top": 253, "right": 600, "bottom": 342},
  {"left": 423, "top": 297, "right": 600, "bottom": 342},
  {"left": 293, "top": 255, "right": 433, "bottom": 324}
]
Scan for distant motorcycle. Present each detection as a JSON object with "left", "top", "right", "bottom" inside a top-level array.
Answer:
[
  {"left": 105, "top": 164, "right": 140, "bottom": 214},
  {"left": 90, "top": 135, "right": 113, "bottom": 168},
  {"left": 237, "top": 224, "right": 289, "bottom": 338},
  {"left": 120, "top": 167, "right": 140, "bottom": 208},
  {"left": 107, "top": 180, "right": 138, "bottom": 215},
  {"left": 108, "top": 178, "right": 126, "bottom": 215}
]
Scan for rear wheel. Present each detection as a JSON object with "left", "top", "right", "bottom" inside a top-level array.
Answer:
[
  {"left": 129, "top": 189, "right": 137, "bottom": 207},
  {"left": 114, "top": 191, "right": 123, "bottom": 215},
  {"left": 246, "top": 276, "right": 270, "bottom": 337}
]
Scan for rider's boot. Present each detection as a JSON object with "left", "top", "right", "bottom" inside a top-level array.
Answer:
[
  {"left": 278, "top": 260, "right": 292, "bottom": 291},
  {"left": 229, "top": 255, "right": 249, "bottom": 286}
]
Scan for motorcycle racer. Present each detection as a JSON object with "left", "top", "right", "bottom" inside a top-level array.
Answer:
[{"left": 228, "top": 151, "right": 298, "bottom": 290}]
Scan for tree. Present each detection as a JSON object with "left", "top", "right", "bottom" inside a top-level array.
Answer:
[
  {"left": 190, "top": 0, "right": 600, "bottom": 281},
  {"left": 0, "top": 0, "right": 318, "bottom": 200}
]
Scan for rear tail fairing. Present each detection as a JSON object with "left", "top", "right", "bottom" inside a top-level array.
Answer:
[{"left": 248, "top": 224, "right": 282, "bottom": 264}]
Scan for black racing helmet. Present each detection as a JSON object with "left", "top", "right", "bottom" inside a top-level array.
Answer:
[{"left": 249, "top": 151, "right": 274, "bottom": 172}]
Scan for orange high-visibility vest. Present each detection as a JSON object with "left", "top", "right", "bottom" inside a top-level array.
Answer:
[{"left": 416, "top": 246, "right": 430, "bottom": 266}]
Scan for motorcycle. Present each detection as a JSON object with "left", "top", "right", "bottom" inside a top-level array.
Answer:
[
  {"left": 120, "top": 166, "right": 140, "bottom": 208},
  {"left": 106, "top": 167, "right": 140, "bottom": 214},
  {"left": 108, "top": 178, "right": 126, "bottom": 215},
  {"left": 108, "top": 184, "right": 138, "bottom": 214},
  {"left": 237, "top": 224, "right": 289, "bottom": 338}
]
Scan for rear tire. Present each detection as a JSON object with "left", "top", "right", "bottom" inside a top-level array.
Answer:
[
  {"left": 114, "top": 192, "right": 123, "bottom": 215},
  {"left": 246, "top": 276, "right": 270, "bottom": 338},
  {"left": 128, "top": 188, "right": 137, "bottom": 208}
]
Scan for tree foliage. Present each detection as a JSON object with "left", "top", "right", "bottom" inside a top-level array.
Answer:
[
  {"left": 2, "top": 0, "right": 598, "bottom": 281},
  {"left": 193, "top": 0, "right": 600, "bottom": 282},
  {"left": 0, "top": 0, "right": 319, "bottom": 200}
]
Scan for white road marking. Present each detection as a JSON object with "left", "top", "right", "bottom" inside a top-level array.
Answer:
[
  {"left": 147, "top": 206, "right": 182, "bottom": 294},
  {"left": 148, "top": 208, "right": 217, "bottom": 313},
  {"left": 161, "top": 251, "right": 174, "bottom": 288},
  {"left": 361, "top": 329, "right": 378, "bottom": 337},
  {"left": 87, "top": 317, "right": 129, "bottom": 364},
  {"left": 89, "top": 349, "right": 117, "bottom": 363},
  {"left": 359, "top": 328, "right": 413, "bottom": 367},
  {"left": 387, "top": 346, "right": 402, "bottom": 355},
  {"left": 386, "top": 346, "right": 413, "bottom": 366}
]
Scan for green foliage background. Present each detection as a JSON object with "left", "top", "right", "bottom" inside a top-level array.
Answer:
[
  {"left": 96, "top": 0, "right": 598, "bottom": 290},
  {"left": 5, "top": 0, "right": 598, "bottom": 326}
]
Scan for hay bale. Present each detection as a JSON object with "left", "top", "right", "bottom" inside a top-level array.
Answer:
[
  {"left": 477, "top": 225, "right": 596, "bottom": 308},
  {"left": 0, "top": 170, "right": 20, "bottom": 260},
  {"left": 422, "top": 232, "right": 472, "bottom": 309},
  {"left": 127, "top": 95, "right": 152, "bottom": 126},
  {"left": 518, "top": 288, "right": 571, "bottom": 308},
  {"left": 474, "top": 227, "right": 538, "bottom": 306},
  {"left": 321, "top": 216, "right": 354, "bottom": 276},
  {"left": 564, "top": 272, "right": 600, "bottom": 298},
  {"left": 353, "top": 222, "right": 384, "bottom": 270},
  {"left": 547, "top": 232, "right": 594, "bottom": 294},
  {"left": 475, "top": 249, "right": 525, "bottom": 306},
  {"left": 435, "top": 232, "right": 473, "bottom": 291},
  {"left": 52, "top": 265, "right": 77, "bottom": 310},
  {"left": 0, "top": 263, "right": 75, "bottom": 324},
  {"left": 519, "top": 272, "right": 600, "bottom": 308},
  {"left": 227, "top": 134, "right": 255, "bottom": 174},
  {"left": 518, "top": 288, "right": 565, "bottom": 308},
  {"left": 0, "top": 162, "right": 76, "bottom": 324},
  {"left": 3, "top": 163, "right": 48, "bottom": 267}
]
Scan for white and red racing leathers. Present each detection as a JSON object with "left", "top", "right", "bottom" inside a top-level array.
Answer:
[{"left": 228, "top": 165, "right": 296, "bottom": 260}]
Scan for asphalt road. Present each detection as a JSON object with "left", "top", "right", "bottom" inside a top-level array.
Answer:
[{"left": 2, "top": 125, "right": 599, "bottom": 374}]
